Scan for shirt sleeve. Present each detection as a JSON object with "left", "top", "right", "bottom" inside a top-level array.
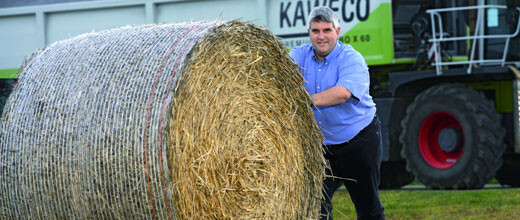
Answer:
[
  {"left": 288, "top": 47, "right": 302, "bottom": 66},
  {"left": 335, "top": 50, "right": 369, "bottom": 104}
]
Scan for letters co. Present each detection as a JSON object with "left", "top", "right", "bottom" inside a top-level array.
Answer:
[{"left": 279, "top": 0, "right": 370, "bottom": 28}]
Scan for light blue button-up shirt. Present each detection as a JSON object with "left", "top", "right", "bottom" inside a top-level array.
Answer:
[{"left": 289, "top": 41, "right": 376, "bottom": 145}]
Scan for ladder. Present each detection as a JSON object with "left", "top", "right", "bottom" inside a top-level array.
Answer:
[{"left": 427, "top": 5, "right": 520, "bottom": 75}]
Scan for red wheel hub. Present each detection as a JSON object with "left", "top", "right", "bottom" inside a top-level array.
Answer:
[{"left": 418, "top": 112, "right": 464, "bottom": 169}]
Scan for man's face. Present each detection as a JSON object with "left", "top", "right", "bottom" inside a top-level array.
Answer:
[{"left": 308, "top": 21, "right": 340, "bottom": 60}]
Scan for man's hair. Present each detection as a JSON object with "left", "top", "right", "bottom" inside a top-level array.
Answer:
[{"left": 308, "top": 6, "right": 340, "bottom": 29}]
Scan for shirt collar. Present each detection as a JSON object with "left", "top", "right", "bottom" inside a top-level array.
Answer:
[{"left": 309, "top": 41, "right": 342, "bottom": 62}]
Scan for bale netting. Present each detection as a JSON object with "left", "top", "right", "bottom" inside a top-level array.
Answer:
[{"left": 0, "top": 20, "right": 326, "bottom": 219}]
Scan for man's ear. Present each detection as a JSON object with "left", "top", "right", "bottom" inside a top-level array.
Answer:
[
  {"left": 336, "top": 27, "right": 341, "bottom": 37},
  {"left": 308, "top": 28, "right": 311, "bottom": 35}
]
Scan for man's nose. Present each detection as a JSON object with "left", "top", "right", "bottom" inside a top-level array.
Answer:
[{"left": 318, "top": 32, "right": 325, "bottom": 39}]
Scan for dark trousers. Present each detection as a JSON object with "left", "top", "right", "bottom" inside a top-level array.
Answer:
[{"left": 320, "top": 116, "right": 385, "bottom": 220}]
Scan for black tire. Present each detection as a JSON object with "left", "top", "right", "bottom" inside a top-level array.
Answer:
[
  {"left": 379, "top": 161, "right": 415, "bottom": 189},
  {"left": 496, "top": 154, "right": 520, "bottom": 187},
  {"left": 400, "top": 83, "right": 506, "bottom": 189},
  {"left": 0, "top": 79, "right": 16, "bottom": 115}
]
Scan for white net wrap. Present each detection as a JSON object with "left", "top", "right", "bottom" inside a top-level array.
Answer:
[{"left": 0, "top": 20, "right": 223, "bottom": 219}]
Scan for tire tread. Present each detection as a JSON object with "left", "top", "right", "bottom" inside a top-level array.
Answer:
[{"left": 400, "top": 83, "right": 506, "bottom": 189}]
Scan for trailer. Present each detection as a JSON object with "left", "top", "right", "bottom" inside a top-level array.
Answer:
[{"left": 1, "top": 0, "right": 520, "bottom": 189}]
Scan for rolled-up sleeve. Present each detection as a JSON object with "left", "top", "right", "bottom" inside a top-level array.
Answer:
[{"left": 335, "top": 51, "right": 369, "bottom": 104}]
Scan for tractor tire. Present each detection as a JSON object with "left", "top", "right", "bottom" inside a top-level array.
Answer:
[
  {"left": 0, "top": 79, "right": 16, "bottom": 115},
  {"left": 399, "top": 83, "right": 506, "bottom": 189},
  {"left": 496, "top": 154, "right": 520, "bottom": 187},
  {"left": 379, "top": 161, "right": 415, "bottom": 189}
]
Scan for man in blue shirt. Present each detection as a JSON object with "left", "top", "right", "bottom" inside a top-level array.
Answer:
[{"left": 289, "top": 6, "right": 385, "bottom": 220}]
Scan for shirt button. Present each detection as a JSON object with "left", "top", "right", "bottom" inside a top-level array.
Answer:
[
  {"left": 319, "top": 122, "right": 322, "bottom": 125},
  {"left": 318, "top": 69, "right": 321, "bottom": 72},
  {"left": 317, "top": 86, "right": 320, "bottom": 89},
  {"left": 325, "top": 63, "right": 328, "bottom": 65}
]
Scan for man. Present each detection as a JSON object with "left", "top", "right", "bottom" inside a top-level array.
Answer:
[{"left": 289, "top": 6, "right": 385, "bottom": 220}]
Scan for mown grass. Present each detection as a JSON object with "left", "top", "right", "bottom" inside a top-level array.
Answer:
[{"left": 332, "top": 187, "right": 520, "bottom": 219}]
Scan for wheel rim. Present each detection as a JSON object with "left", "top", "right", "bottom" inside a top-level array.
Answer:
[{"left": 418, "top": 112, "right": 464, "bottom": 169}]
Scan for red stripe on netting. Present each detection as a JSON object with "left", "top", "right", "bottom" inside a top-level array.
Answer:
[
  {"left": 144, "top": 22, "right": 201, "bottom": 220},
  {"left": 157, "top": 22, "right": 219, "bottom": 220}
]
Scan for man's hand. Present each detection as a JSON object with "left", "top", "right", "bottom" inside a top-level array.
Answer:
[{"left": 311, "top": 85, "right": 351, "bottom": 107}]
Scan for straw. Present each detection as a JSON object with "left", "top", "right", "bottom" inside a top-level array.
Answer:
[{"left": 168, "top": 21, "right": 325, "bottom": 219}]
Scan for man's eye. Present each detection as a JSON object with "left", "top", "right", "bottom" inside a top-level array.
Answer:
[{"left": 312, "top": 29, "right": 319, "bottom": 33}]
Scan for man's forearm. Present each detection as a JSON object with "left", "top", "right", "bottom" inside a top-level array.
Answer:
[{"left": 311, "top": 86, "right": 351, "bottom": 107}]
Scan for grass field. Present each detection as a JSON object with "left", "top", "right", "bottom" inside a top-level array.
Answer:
[{"left": 331, "top": 186, "right": 520, "bottom": 219}]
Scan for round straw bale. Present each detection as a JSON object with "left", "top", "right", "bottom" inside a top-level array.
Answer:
[{"left": 0, "top": 20, "right": 325, "bottom": 219}]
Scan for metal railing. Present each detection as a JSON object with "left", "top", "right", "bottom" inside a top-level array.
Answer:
[{"left": 427, "top": 5, "right": 520, "bottom": 75}]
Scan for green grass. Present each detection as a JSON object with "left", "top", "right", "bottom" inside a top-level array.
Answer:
[{"left": 332, "top": 187, "right": 520, "bottom": 219}]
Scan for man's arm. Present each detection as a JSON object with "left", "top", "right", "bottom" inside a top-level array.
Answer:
[{"left": 311, "top": 85, "right": 352, "bottom": 107}]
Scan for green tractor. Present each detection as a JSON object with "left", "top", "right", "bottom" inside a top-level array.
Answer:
[{"left": 364, "top": 0, "right": 520, "bottom": 189}]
